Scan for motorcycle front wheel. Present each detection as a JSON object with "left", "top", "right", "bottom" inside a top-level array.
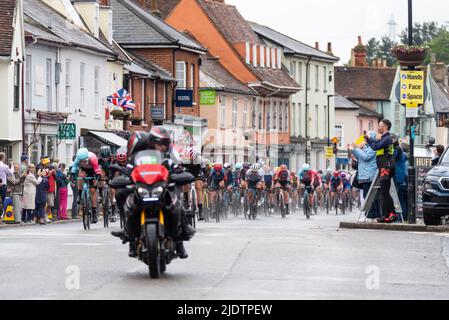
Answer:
[{"left": 145, "top": 224, "right": 161, "bottom": 279}]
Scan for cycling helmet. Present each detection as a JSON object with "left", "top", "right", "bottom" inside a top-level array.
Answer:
[
  {"left": 235, "top": 162, "right": 243, "bottom": 170},
  {"left": 183, "top": 148, "right": 201, "bottom": 161},
  {"left": 127, "top": 131, "right": 150, "bottom": 158},
  {"left": 115, "top": 147, "right": 128, "bottom": 163},
  {"left": 76, "top": 148, "right": 89, "bottom": 161},
  {"left": 99, "top": 146, "right": 112, "bottom": 159},
  {"left": 333, "top": 171, "right": 340, "bottom": 178},
  {"left": 327, "top": 167, "right": 333, "bottom": 174},
  {"left": 149, "top": 126, "right": 171, "bottom": 148},
  {"left": 224, "top": 163, "right": 231, "bottom": 170},
  {"left": 340, "top": 172, "right": 347, "bottom": 179},
  {"left": 255, "top": 163, "right": 263, "bottom": 170},
  {"left": 280, "top": 164, "right": 288, "bottom": 171},
  {"left": 290, "top": 171, "right": 296, "bottom": 176},
  {"left": 214, "top": 163, "right": 223, "bottom": 172},
  {"left": 302, "top": 164, "right": 310, "bottom": 172},
  {"left": 243, "top": 162, "right": 250, "bottom": 169}
]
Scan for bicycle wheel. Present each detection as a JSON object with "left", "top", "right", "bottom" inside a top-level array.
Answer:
[
  {"left": 103, "top": 188, "right": 110, "bottom": 228},
  {"left": 303, "top": 193, "right": 310, "bottom": 220},
  {"left": 215, "top": 193, "right": 220, "bottom": 223},
  {"left": 191, "top": 188, "right": 197, "bottom": 229},
  {"left": 335, "top": 193, "right": 339, "bottom": 216},
  {"left": 279, "top": 192, "right": 285, "bottom": 218},
  {"left": 82, "top": 191, "right": 91, "bottom": 230},
  {"left": 342, "top": 193, "right": 346, "bottom": 215}
]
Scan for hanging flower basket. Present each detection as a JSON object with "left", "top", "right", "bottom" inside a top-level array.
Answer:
[
  {"left": 390, "top": 45, "right": 429, "bottom": 67},
  {"left": 110, "top": 109, "right": 131, "bottom": 120}
]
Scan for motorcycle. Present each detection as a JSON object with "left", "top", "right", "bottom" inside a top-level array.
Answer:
[{"left": 108, "top": 150, "right": 195, "bottom": 278}]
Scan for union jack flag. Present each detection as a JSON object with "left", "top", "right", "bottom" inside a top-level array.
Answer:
[{"left": 107, "top": 88, "right": 136, "bottom": 111}]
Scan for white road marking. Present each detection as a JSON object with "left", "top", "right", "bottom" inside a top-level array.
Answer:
[{"left": 60, "top": 243, "right": 104, "bottom": 246}]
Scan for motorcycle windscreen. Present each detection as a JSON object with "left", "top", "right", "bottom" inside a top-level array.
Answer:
[
  {"left": 133, "top": 150, "right": 163, "bottom": 166},
  {"left": 131, "top": 164, "right": 169, "bottom": 185}
]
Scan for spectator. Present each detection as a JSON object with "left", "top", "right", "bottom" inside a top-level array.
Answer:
[
  {"left": 0, "top": 152, "right": 12, "bottom": 209},
  {"left": 45, "top": 162, "right": 57, "bottom": 222},
  {"left": 350, "top": 131, "right": 381, "bottom": 221},
  {"left": 431, "top": 145, "right": 445, "bottom": 166},
  {"left": 19, "top": 154, "right": 29, "bottom": 177},
  {"left": 8, "top": 163, "right": 25, "bottom": 223},
  {"left": 22, "top": 164, "right": 42, "bottom": 223},
  {"left": 393, "top": 135, "right": 409, "bottom": 221},
  {"left": 69, "top": 155, "right": 78, "bottom": 219},
  {"left": 53, "top": 159, "right": 60, "bottom": 221},
  {"left": 56, "top": 163, "right": 69, "bottom": 220},
  {"left": 364, "top": 119, "right": 398, "bottom": 223},
  {"left": 35, "top": 169, "right": 49, "bottom": 225}
]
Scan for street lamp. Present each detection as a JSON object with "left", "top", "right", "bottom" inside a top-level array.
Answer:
[{"left": 327, "top": 94, "right": 337, "bottom": 168}]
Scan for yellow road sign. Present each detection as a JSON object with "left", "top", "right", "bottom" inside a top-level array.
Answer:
[
  {"left": 400, "top": 71, "right": 424, "bottom": 105},
  {"left": 325, "top": 146, "right": 334, "bottom": 159}
]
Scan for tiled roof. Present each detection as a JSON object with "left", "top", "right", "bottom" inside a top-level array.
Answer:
[
  {"left": 334, "top": 94, "right": 359, "bottom": 110},
  {"left": 111, "top": 0, "right": 205, "bottom": 51},
  {"left": 335, "top": 66, "right": 396, "bottom": 101},
  {"left": 24, "top": 0, "right": 115, "bottom": 55},
  {"left": 430, "top": 78, "right": 449, "bottom": 113},
  {"left": 249, "top": 21, "right": 339, "bottom": 62},
  {"left": 0, "top": 0, "right": 16, "bottom": 56},
  {"left": 358, "top": 106, "right": 383, "bottom": 118},
  {"left": 197, "top": 0, "right": 261, "bottom": 45},
  {"left": 249, "top": 65, "right": 300, "bottom": 89},
  {"left": 200, "top": 56, "right": 254, "bottom": 94}
]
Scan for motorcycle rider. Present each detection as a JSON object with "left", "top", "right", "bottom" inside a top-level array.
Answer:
[{"left": 112, "top": 128, "right": 194, "bottom": 259}]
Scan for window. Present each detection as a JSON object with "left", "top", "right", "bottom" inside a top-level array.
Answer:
[
  {"left": 46, "top": 59, "right": 52, "bottom": 111},
  {"left": 94, "top": 3, "right": 100, "bottom": 37},
  {"left": 292, "top": 102, "right": 296, "bottom": 134},
  {"left": 232, "top": 99, "right": 238, "bottom": 129},
  {"left": 273, "top": 101, "right": 277, "bottom": 130},
  {"left": 315, "top": 105, "right": 319, "bottom": 137},
  {"left": 271, "top": 48, "right": 276, "bottom": 68},
  {"left": 315, "top": 65, "right": 319, "bottom": 91},
  {"left": 65, "top": 59, "right": 71, "bottom": 110},
  {"left": 266, "top": 102, "right": 271, "bottom": 130},
  {"left": 369, "top": 120, "right": 374, "bottom": 131},
  {"left": 266, "top": 47, "right": 271, "bottom": 68},
  {"left": 323, "top": 66, "right": 327, "bottom": 92},
  {"left": 278, "top": 103, "right": 283, "bottom": 132},
  {"left": 359, "top": 120, "right": 363, "bottom": 134},
  {"left": 298, "top": 62, "right": 302, "bottom": 85},
  {"left": 258, "top": 101, "right": 263, "bottom": 130},
  {"left": 80, "top": 62, "right": 85, "bottom": 112},
  {"left": 13, "top": 61, "right": 20, "bottom": 111},
  {"left": 108, "top": 10, "right": 113, "bottom": 44},
  {"left": 324, "top": 105, "right": 328, "bottom": 138},
  {"left": 395, "top": 103, "right": 401, "bottom": 132},
  {"left": 298, "top": 103, "right": 302, "bottom": 136},
  {"left": 335, "top": 125, "right": 343, "bottom": 147},
  {"left": 307, "top": 65, "right": 311, "bottom": 89},
  {"left": 290, "top": 61, "right": 296, "bottom": 79},
  {"left": 220, "top": 96, "right": 226, "bottom": 128},
  {"left": 251, "top": 99, "right": 256, "bottom": 129},
  {"left": 25, "top": 55, "right": 31, "bottom": 110},
  {"left": 175, "top": 61, "right": 186, "bottom": 89},
  {"left": 284, "top": 102, "right": 289, "bottom": 133},
  {"left": 260, "top": 47, "right": 265, "bottom": 68},
  {"left": 190, "top": 64, "right": 194, "bottom": 89},
  {"left": 95, "top": 67, "right": 100, "bottom": 114},
  {"left": 242, "top": 100, "right": 248, "bottom": 129}
]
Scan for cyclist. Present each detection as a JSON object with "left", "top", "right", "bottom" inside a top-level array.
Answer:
[
  {"left": 71, "top": 148, "right": 101, "bottom": 224},
  {"left": 209, "top": 163, "right": 227, "bottom": 213},
  {"left": 290, "top": 171, "right": 299, "bottom": 210},
  {"left": 181, "top": 148, "right": 207, "bottom": 221},
  {"left": 246, "top": 164, "right": 264, "bottom": 213},
  {"left": 340, "top": 171, "right": 352, "bottom": 208},
  {"left": 263, "top": 165, "right": 274, "bottom": 212},
  {"left": 274, "top": 164, "right": 291, "bottom": 214},
  {"left": 330, "top": 170, "right": 343, "bottom": 210},
  {"left": 98, "top": 145, "right": 117, "bottom": 222},
  {"left": 312, "top": 169, "right": 322, "bottom": 208},
  {"left": 299, "top": 164, "right": 315, "bottom": 212},
  {"left": 234, "top": 163, "right": 243, "bottom": 188}
]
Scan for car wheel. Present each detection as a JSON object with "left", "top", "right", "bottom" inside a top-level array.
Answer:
[{"left": 423, "top": 211, "right": 441, "bottom": 226}]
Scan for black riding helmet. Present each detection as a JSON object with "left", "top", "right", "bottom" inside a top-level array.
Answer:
[
  {"left": 99, "top": 145, "right": 112, "bottom": 159},
  {"left": 149, "top": 126, "right": 171, "bottom": 148},
  {"left": 127, "top": 131, "right": 151, "bottom": 159}
]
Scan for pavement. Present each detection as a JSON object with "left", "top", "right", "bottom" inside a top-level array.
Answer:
[{"left": 1, "top": 208, "right": 449, "bottom": 300}]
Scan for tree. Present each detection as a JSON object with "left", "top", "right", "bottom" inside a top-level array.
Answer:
[
  {"left": 425, "top": 29, "right": 449, "bottom": 64},
  {"left": 366, "top": 37, "right": 380, "bottom": 65},
  {"left": 400, "top": 21, "right": 444, "bottom": 46},
  {"left": 364, "top": 36, "right": 397, "bottom": 67}
]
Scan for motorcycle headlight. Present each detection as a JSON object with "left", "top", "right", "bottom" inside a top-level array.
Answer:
[
  {"left": 151, "top": 186, "right": 164, "bottom": 198},
  {"left": 137, "top": 187, "right": 150, "bottom": 198}
]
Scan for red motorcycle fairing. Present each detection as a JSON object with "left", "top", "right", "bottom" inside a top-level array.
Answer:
[{"left": 131, "top": 164, "right": 169, "bottom": 185}]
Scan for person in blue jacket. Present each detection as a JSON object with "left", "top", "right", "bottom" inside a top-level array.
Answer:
[
  {"left": 350, "top": 131, "right": 381, "bottom": 220},
  {"left": 393, "top": 136, "right": 408, "bottom": 220},
  {"left": 35, "top": 169, "right": 49, "bottom": 225}
]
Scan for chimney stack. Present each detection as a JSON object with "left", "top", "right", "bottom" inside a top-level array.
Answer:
[
  {"left": 326, "top": 42, "right": 333, "bottom": 55},
  {"left": 99, "top": 0, "right": 110, "bottom": 6},
  {"left": 138, "top": 0, "right": 161, "bottom": 17},
  {"left": 315, "top": 42, "right": 319, "bottom": 50},
  {"left": 353, "top": 36, "right": 367, "bottom": 67}
]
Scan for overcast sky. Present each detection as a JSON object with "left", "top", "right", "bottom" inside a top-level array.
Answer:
[{"left": 226, "top": 0, "right": 449, "bottom": 64}]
